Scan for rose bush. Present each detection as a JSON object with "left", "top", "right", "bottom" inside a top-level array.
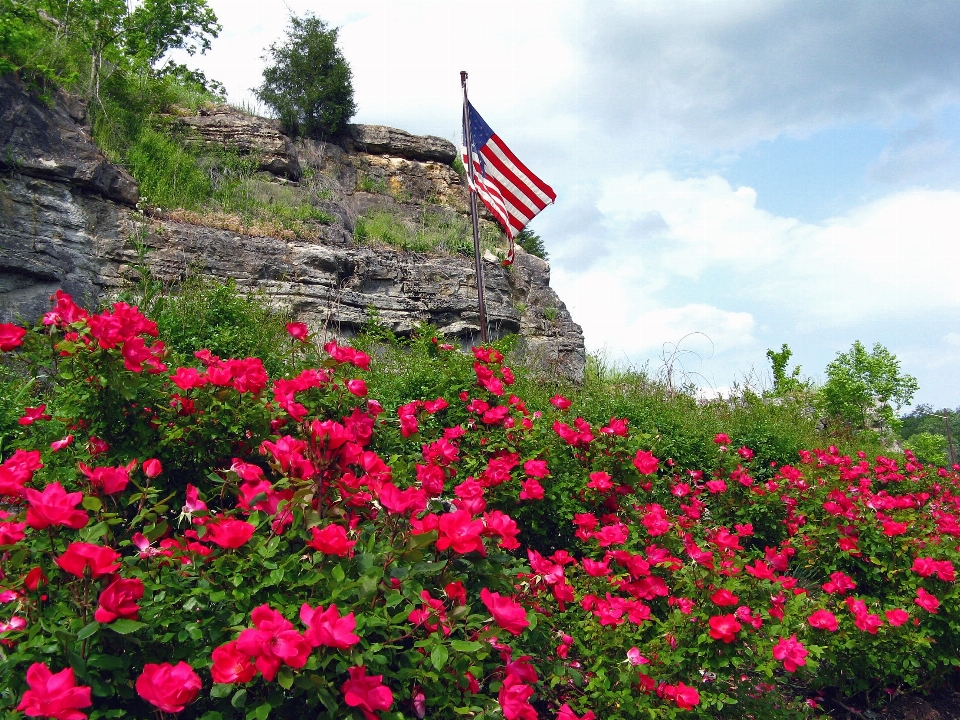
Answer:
[{"left": 0, "top": 294, "right": 958, "bottom": 719}]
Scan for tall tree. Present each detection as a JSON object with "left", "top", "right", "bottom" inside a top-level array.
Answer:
[
  {"left": 820, "top": 341, "right": 918, "bottom": 433},
  {"left": 256, "top": 12, "right": 356, "bottom": 138},
  {"left": 41, "top": 0, "right": 219, "bottom": 100}
]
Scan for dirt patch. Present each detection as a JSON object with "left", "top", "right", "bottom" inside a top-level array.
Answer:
[{"left": 873, "top": 689, "right": 960, "bottom": 720}]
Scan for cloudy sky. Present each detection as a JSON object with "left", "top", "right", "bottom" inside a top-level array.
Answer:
[{"left": 172, "top": 0, "right": 960, "bottom": 408}]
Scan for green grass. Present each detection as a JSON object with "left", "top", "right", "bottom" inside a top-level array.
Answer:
[
  {"left": 126, "top": 127, "right": 213, "bottom": 209},
  {"left": 354, "top": 208, "right": 502, "bottom": 257}
]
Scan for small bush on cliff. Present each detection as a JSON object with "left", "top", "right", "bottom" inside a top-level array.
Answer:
[
  {"left": 515, "top": 226, "right": 548, "bottom": 260},
  {"left": 256, "top": 12, "right": 356, "bottom": 139}
]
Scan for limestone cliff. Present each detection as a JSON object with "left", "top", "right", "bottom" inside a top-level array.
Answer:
[{"left": 0, "top": 75, "right": 585, "bottom": 381}]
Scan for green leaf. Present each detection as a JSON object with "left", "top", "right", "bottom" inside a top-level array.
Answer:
[
  {"left": 145, "top": 520, "right": 169, "bottom": 541},
  {"left": 80, "top": 521, "right": 109, "bottom": 542},
  {"left": 247, "top": 703, "right": 270, "bottom": 720},
  {"left": 431, "top": 644, "right": 449, "bottom": 671},
  {"left": 451, "top": 640, "right": 482, "bottom": 653},
  {"left": 231, "top": 689, "right": 247, "bottom": 708},
  {"left": 81, "top": 496, "right": 103, "bottom": 512},
  {"left": 88, "top": 654, "right": 127, "bottom": 671},
  {"left": 277, "top": 666, "right": 294, "bottom": 690},
  {"left": 77, "top": 621, "right": 100, "bottom": 641},
  {"left": 107, "top": 619, "right": 145, "bottom": 635},
  {"left": 210, "top": 684, "right": 233, "bottom": 699}
]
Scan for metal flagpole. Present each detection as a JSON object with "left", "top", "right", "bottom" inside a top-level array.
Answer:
[{"left": 460, "top": 71, "right": 488, "bottom": 344}]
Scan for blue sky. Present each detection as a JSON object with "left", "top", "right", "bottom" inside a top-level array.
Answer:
[{"left": 173, "top": 0, "right": 960, "bottom": 410}]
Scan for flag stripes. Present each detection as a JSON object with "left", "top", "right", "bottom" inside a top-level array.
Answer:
[{"left": 462, "top": 102, "right": 555, "bottom": 260}]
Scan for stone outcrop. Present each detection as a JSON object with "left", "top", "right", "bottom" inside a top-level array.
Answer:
[
  {"left": 0, "top": 76, "right": 585, "bottom": 382},
  {"left": 173, "top": 104, "right": 301, "bottom": 179},
  {"left": 343, "top": 124, "right": 457, "bottom": 164},
  {"left": 0, "top": 75, "right": 138, "bottom": 205}
]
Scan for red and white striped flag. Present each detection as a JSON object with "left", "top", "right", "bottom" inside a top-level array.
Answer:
[{"left": 462, "top": 102, "right": 556, "bottom": 264}]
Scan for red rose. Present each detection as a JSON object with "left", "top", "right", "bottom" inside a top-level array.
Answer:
[
  {"left": 204, "top": 517, "right": 255, "bottom": 549},
  {"left": 708, "top": 614, "right": 742, "bottom": 643},
  {"left": 307, "top": 524, "right": 356, "bottom": 556},
  {"left": 18, "top": 405, "right": 51, "bottom": 426},
  {"left": 633, "top": 450, "right": 659, "bottom": 475},
  {"left": 0, "top": 520, "right": 26, "bottom": 546},
  {"left": 210, "top": 640, "right": 257, "bottom": 684},
  {"left": 807, "top": 609, "right": 839, "bottom": 632},
  {"left": 78, "top": 463, "right": 131, "bottom": 495},
  {"left": 0, "top": 323, "right": 27, "bottom": 352},
  {"left": 170, "top": 367, "right": 207, "bottom": 390},
  {"left": 523, "top": 459, "right": 550, "bottom": 478},
  {"left": 480, "top": 588, "right": 529, "bottom": 636},
  {"left": 286, "top": 322, "right": 309, "bottom": 341},
  {"left": 16, "top": 662, "right": 92, "bottom": 720},
  {"left": 915, "top": 587, "right": 940, "bottom": 613},
  {"left": 56, "top": 543, "right": 121, "bottom": 578},
  {"left": 236, "top": 604, "right": 311, "bottom": 681},
  {"left": 300, "top": 603, "right": 360, "bottom": 649},
  {"left": 136, "top": 662, "right": 201, "bottom": 713},
  {"left": 25, "top": 483, "right": 89, "bottom": 530},
  {"left": 346, "top": 379, "right": 368, "bottom": 397},
  {"left": 772, "top": 634, "right": 808, "bottom": 672},
  {"left": 436, "top": 510, "right": 485, "bottom": 555},
  {"left": 710, "top": 589, "right": 739, "bottom": 607},
  {"left": 94, "top": 577, "right": 144, "bottom": 623},
  {"left": 342, "top": 665, "right": 393, "bottom": 719}
]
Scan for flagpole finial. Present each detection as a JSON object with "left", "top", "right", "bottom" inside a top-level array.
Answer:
[{"left": 460, "top": 71, "right": 468, "bottom": 85}]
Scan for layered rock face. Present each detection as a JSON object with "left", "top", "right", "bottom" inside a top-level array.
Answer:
[{"left": 0, "top": 79, "right": 585, "bottom": 381}]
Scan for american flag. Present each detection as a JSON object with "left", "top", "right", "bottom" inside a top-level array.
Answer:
[{"left": 462, "top": 102, "right": 556, "bottom": 264}]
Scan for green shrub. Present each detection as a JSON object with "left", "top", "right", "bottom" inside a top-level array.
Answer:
[
  {"left": 821, "top": 341, "right": 919, "bottom": 434},
  {"left": 134, "top": 276, "right": 294, "bottom": 379},
  {"left": 256, "top": 12, "right": 356, "bottom": 138},
  {"left": 903, "top": 431, "right": 949, "bottom": 466},
  {"left": 515, "top": 226, "right": 548, "bottom": 260},
  {"left": 6, "top": 289, "right": 960, "bottom": 718},
  {"left": 4, "top": 283, "right": 960, "bottom": 719}
]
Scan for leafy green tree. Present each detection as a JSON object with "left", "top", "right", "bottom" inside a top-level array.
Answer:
[
  {"left": 123, "top": 0, "right": 220, "bottom": 67},
  {"left": 39, "top": 0, "right": 219, "bottom": 99},
  {"left": 256, "top": 12, "right": 356, "bottom": 138},
  {"left": 515, "top": 226, "right": 548, "bottom": 260},
  {"left": 0, "top": 0, "right": 50, "bottom": 79},
  {"left": 765, "top": 343, "right": 805, "bottom": 396},
  {"left": 820, "top": 341, "right": 918, "bottom": 433}
]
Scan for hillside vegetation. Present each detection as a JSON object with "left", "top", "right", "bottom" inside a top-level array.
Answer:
[
  {"left": 0, "top": 279, "right": 956, "bottom": 720},
  {"left": 4, "top": 4, "right": 960, "bottom": 719}
]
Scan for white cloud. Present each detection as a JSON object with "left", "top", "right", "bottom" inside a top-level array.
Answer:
[
  {"left": 566, "top": 1, "right": 960, "bottom": 155},
  {"left": 946, "top": 333, "right": 960, "bottom": 347},
  {"left": 576, "top": 171, "right": 960, "bottom": 326}
]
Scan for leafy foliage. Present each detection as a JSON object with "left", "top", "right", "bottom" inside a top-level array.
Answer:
[
  {"left": 256, "top": 12, "right": 356, "bottom": 138},
  {"left": 821, "top": 341, "right": 919, "bottom": 434},
  {"left": 903, "top": 431, "right": 949, "bottom": 466},
  {"left": 0, "top": 285, "right": 958, "bottom": 720},
  {"left": 765, "top": 343, "right": 807, "bottom": 396},
  {"left": 515, "top": 226, "right": 548, "bottom": 260},
  {"left": 37, "top": 0, "right": 219, "bottom": 100}
]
